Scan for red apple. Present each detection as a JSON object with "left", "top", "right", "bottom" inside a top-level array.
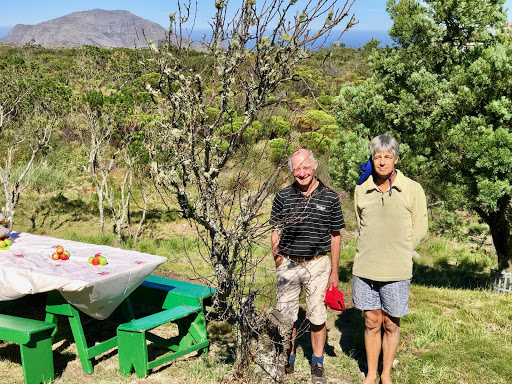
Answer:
[
  {"left": 56, "top": 246, "right": 64, "bottom": 255},
  {"left": 60, "top": 253, "right": 69, "bottom": 261},
  {"left": 52, "top": 252, "right": 60, "bottom": 260},
  {"left": 91, "top": 257, "right": 100, "bottom": 266}
]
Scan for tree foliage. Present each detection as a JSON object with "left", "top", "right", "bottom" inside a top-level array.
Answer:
[{"left": 331, "top": 0, "right": 512, "bottom": 270}]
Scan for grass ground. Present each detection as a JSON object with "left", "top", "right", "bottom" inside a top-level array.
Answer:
[{"left": 1, "top": 190, "right": 511, "bottom": 383}]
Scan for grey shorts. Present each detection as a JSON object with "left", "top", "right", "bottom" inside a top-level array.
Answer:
[{"left": 352, "top": 275, "right": 411, "bottom": 318}]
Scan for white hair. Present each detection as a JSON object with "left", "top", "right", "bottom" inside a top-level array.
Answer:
[
  {"left": 288, "top": 149, "right": 316, "bottom": 171},
  {"left": 370, "top": 133, "right": 399, "bottom": 159}
]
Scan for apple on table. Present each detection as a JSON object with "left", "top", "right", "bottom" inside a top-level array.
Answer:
[
  {"left": 52, "top": 245, "right": 71, "bottom": 260},
  {"left": 0, "top": 237, "right": 11, "bottom": 249},
  {"left": 89, "top": 253, "right": 108, "bottom": 266}
]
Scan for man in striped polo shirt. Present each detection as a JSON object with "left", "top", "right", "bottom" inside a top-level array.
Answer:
[{"left": 270, "top": 148, "right": 345, "bottom": 384}]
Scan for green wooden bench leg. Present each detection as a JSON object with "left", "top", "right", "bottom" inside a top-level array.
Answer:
[
  {"left": 176, "top": 310, "right": 208, "bottom": 350},
  {"left": 20, "top": 334, "right": 55, "bottom": 384},
  {"left": 118, "top": 331, "right": 148, "bottom": 378}
]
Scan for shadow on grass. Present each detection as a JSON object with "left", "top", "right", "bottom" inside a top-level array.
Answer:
[
  {"left": 335, "top": 308, "right": 366, "bottom": 374},
  {"left": 19, "top": 192, "right": 182, "bottom": 234},
  {"left": 20, "top": 193, "right": 95, "bottom": 231},
  {"left": 337, "top": 258, "right": 491, "bottom": 290},
  {"left": 412, "top": 259, "right": 491, "bottom": 290}
]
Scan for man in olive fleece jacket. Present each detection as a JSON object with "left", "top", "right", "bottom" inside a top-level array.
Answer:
[{"left": 352, "top": 133, "right": 427, "bottom": 384}]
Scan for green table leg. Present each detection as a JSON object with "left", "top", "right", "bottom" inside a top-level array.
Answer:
[
  {"left": 45, "top": 291, "right": 94, "bottom": 374},
  {"left": 44, "top": 291, "right": 135, "bottom": 375}
]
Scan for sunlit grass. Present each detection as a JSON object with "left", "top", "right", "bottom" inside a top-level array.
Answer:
[
  {"left": 397, "top": 286, "right": 512, "bottom": 384},
  {"left": 5, "top": 172, "right": 512, "bottom": 384}
]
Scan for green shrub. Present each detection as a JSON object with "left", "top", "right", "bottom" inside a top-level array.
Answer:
[
  {"left": 429, "top": 210, "right": 465, "bottom": 241},
  {"left": 267, "top": 116, "right": 290, "bottom": 138},
  {"left": 205, "top": 107, "right": 220, "bottom": 121},
  {"left": 218, "top": 116, "right": 262, "bottom": 144},
  {"left": 299, "top": 127, "right": 333, "bottom": 153},
  {"left": 268, "top": 138, "right": 293, "bottom": 164},
  {"left": 316, "top": 95, "right": 335, "bottom": 107},
  {"left": 294, "top": 109, "right": 334, "bottom": 131}
]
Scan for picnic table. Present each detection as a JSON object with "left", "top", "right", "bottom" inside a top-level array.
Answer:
[
  {"left": 0, "top": 232, "right": 217, "bottom": 382},
  {"left": 0, "top": 232, "right": 166, "bottom": 320}
]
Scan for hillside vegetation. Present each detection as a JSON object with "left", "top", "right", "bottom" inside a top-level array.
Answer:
[{"left": 0, "top": 34, "right": 511, "bottom": 384}]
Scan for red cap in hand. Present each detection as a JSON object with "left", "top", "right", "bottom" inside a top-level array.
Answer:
[{"left": 324, "top": 286, "right": 345, "bottom": 311}]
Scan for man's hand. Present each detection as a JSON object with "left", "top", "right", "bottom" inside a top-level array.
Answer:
[
  {"left": 328, "top": 272, "right": 339, "bottom": 290},
  {"left": 271, "top": 230, "right": 282, "bottom": 269},
  {"left": 274, "top": 254, "right": 284, "bottom": 268},
  {"left": 329, "top": 230, "right": 341, "bottom": 290}
]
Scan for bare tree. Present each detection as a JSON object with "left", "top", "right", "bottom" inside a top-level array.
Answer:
[
  {"left": 80, "top": 94, "right": 117, "bottom": 234},
  {"left": 79, "top": 83, "right": 153, "bottom": 240},
  {"left": 0, "top": 57, "right": 70, "bottom": 226},
  {"left": 146, "top": 0, "right": 355, "bottom": 380}
]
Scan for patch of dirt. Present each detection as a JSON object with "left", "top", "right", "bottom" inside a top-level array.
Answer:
[{"left": 442, "top": 306, "right": 457, "bottom": 316}]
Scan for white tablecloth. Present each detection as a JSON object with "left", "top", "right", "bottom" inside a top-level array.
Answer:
[{"left": 0, "top": 232, "right": 166, "bottom": 319}]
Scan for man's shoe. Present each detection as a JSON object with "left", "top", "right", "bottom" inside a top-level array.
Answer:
[
  {"left": 311, "top": 362, "right": 327, "bottom": 384},
  {"left": 285, "top": 360, "right": 294, "bottom": 374}
]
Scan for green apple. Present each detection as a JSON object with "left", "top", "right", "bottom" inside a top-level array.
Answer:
[
  {"left": 98, "top": 256, "right": 107, "bottom": 266},
  {"left": 88, "top": 256, "right": 94, "bottom": 264},
  {"left": 4, "top": 239, "right": 11, "bottom": 246},
  {"left": 0, "top": 240, "right": 6, "bottom": 248}
]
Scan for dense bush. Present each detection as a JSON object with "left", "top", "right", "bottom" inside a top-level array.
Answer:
[{"left": 294, "top": 109, "right": 334, "bottom": 131}]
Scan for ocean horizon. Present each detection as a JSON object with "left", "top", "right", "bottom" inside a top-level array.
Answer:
[
  {"left": 186, "top": 29, "right": 393, "bottom": 48},
  {"left": 0, "top": 25, "right": 393, "bottom": 49}
]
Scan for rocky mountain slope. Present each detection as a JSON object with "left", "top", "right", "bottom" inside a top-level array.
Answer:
[{"left": 0, "top": 9, "right": 200, "bottom": 49}]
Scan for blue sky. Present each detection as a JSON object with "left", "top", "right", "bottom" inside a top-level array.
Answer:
[
  {"left": 1, "top": 0, "right": 512, "bottom": 44},
  {"left": 0, "top": 1, "right": 389, "bottom": 30}
]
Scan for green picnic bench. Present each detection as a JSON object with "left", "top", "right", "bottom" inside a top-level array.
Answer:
[
  {"left": 117, "top": 275, "right": 215, "bottom": 378},
  {"left": 0, "top": 314, "right": 56, "bottom": 384},
  {"left": 132, "top": 274, "right": 215, "bottom": 308}
]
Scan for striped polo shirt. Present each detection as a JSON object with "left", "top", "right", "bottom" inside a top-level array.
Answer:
[{"left": 270, "top": 179, "right": 345, "bottom": 257}]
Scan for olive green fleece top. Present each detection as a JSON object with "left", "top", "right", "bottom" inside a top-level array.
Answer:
[{"left": 352, "top": 170, "right": 428, "bottom": 281}]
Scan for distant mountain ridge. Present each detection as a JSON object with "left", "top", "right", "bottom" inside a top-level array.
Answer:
[{"left": 0, "top": 9, "right": 200, "bottom": 49}]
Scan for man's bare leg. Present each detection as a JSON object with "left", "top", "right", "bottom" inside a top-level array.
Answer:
[
  {"left": 311, "top": 323, "right": 326, "bottom": 357},
  {"left": 362, "top": 310, "right": 383, "bottom": 384},
  {"left": 380, "top": 313, "right": 400, "bottom": 384},
  {"left": 288, "top": 326, "right": 297, "bottom": 356}
]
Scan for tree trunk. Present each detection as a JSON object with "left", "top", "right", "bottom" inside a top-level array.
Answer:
[
  {"left": 97, "top": 186, "right": 105, "bottom": 234},
  {"left": 486, "top": 199, "right": 512, "bottom": 272},
  {"left": 233, "top": 321, "right": 254, "bottom": 380},
  {"left": 254, "top": 309, "right": 294, "bottom": 383}
]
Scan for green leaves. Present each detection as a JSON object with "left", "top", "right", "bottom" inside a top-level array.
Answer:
[{"left": 333, "top": 0, "right": 512, "bottom": 267}]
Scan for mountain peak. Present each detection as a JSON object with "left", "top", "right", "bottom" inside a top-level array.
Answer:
[{"left": 0, "top": 9, "right": 195, "bottom": 49}]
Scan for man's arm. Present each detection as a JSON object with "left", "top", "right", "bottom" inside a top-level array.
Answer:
[
  {"left": 354, "top": 187, "right": 361, "bottom": 231},
  {"left": 271, "top": 230, "right": 283, "bottom": 268},
  {"left": 411, "top": 185, "right": 428, "bottom": 249},
  {"left": 329, "top": 230, "right": 341, "bottom": 289}
]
